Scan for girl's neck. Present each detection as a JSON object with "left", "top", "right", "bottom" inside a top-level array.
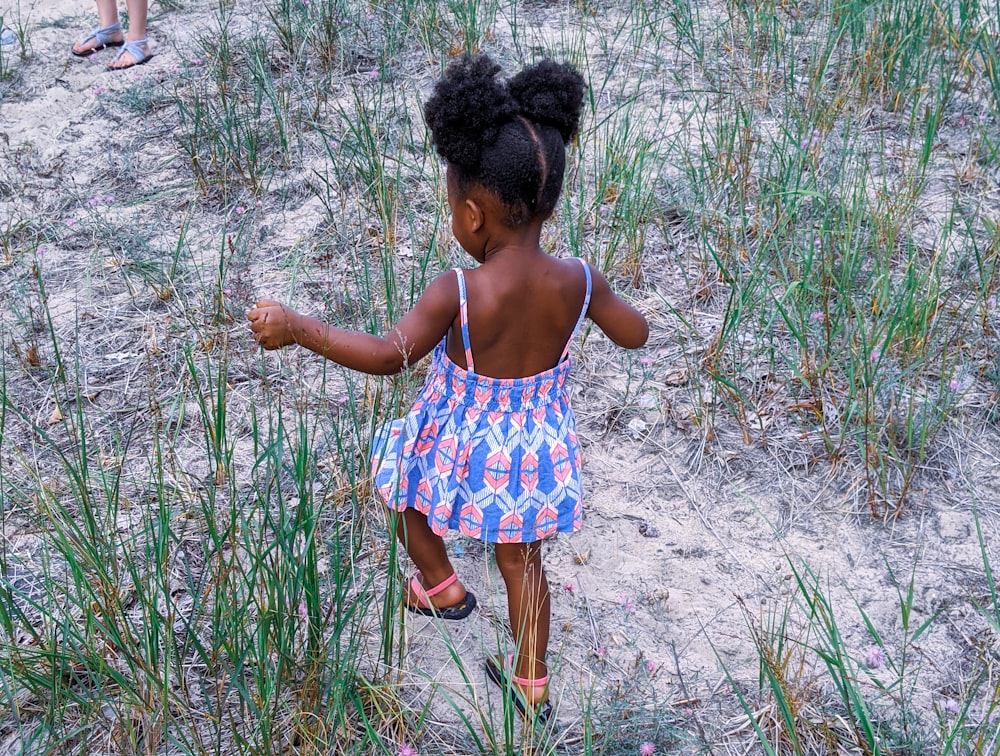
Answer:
[{"left": 480, "top": 219, "right": 546, "bottom": 263}]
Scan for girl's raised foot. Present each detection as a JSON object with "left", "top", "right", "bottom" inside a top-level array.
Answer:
[{"left": 404, "top": 571, "right": 477, "bottom": 620}]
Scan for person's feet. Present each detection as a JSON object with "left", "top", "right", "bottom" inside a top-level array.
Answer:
[
  {"left": 404, "top": 571, "right": 469, "bottom": 611},
  {"left": 107, "top": 39, "right": 151, "bottom": 69},
  {"left": 486, "top": 654, "right": 551, "bottom": 711},
  {"left": 72, "top": 22, "right": 124, "bottom": 56}
]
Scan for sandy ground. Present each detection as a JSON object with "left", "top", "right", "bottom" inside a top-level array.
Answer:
[{"left": 2, "top": 0, "right": 1000, "bottom": 753}]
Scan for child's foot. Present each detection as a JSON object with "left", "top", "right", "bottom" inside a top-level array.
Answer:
[
  {"left": 485, "top": 654, "right": 552, "bottom": 719},
  {"left": 404, "top": 571, "right": 477, "bottom": 620},
  {"left": 107, "top": 39, "right": 152, "bottom": 70},
  {"left": 71, "top": 22, "right": 124, "bottom": 56}
]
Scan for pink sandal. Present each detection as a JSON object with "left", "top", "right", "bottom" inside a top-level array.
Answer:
[
  {"left": 485, "top": 653, "right": 553, "bottom": 722},
  {"left": 405, "top": 571, "right": 477, "bottom": 620}
]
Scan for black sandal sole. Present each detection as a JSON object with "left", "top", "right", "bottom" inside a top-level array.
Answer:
[{"left": 405, "top": 590, "right": 477, "bottom": 620}]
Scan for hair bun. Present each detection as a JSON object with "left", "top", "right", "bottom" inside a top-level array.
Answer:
[
  {"left": 507, "top": 59, "right": 585, "bottom": 144},
  {"left": 424, "top": 54, "right": 518, "bottom": 169}
]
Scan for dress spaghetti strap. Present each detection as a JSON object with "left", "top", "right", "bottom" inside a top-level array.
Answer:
[
  {"left": 560, "top": 258, "right": 592, "bottom": 361},
  {"left": 453, "top": 268, "right": 475, "bottom": 372}
]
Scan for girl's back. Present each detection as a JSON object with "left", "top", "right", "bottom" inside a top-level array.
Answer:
[{"left": 449, "top": 252, "right": 587, "bottom": 379}]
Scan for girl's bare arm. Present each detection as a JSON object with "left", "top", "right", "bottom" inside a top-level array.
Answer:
[
  {"left": 248, "top": 272, "right": 458, "bottom": 375},
  {"left": 585, "top": 265, "right": 649, "bottom": 349}
]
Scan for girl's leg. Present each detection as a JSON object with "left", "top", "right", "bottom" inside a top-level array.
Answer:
[
  {"left": 395, "top": 507, "right": 468, "bottom": 608},
  {"left": 494, "top": 541, "right": 550, "bottom": 705},
  {"left": 72, "top": 0, "right": 123, "bottom": 54}
]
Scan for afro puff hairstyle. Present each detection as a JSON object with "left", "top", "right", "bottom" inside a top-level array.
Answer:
[{"left": 424, "top": 54, "right": 585, "bottom": 227}]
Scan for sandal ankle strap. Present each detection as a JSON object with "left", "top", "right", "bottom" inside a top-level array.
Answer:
[
  {"left": 506, "top": 653, "right": 549, "bottom": 687},
  {"left": 420, "top": 571, "right": 457, "bottom": 598}
]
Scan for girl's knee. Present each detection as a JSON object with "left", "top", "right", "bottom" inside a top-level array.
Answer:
[{"left": 494, "top": 542, "right": 542, "bottom": 576}]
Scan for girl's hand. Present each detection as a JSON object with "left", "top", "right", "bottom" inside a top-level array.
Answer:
[{"left": 248, "top": 300, "right": 298, "bottom": 350}]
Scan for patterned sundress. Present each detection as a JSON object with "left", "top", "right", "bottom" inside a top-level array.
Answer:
[{"left": 371, "top": 258, "right": 593, "bottom": 544}]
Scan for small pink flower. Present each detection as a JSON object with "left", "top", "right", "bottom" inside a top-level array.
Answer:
[
  {"left": 564, "top": 584, "right": 574, "bottom": 593},
  {"left": 869, "top": 349, "right": 880, "bottom": 362},
  {"left": 988, "top": 296, "right": 996, "bottom": 310},
  {"left": 640, "top": 742, "right": 656, "bottom": 756},
  {"left": 369, "top": 69, "right": 378, "bottom": 80},
  {"left": 639, "top": 356, "right": 652, "bottom": 366},
  {"left": 645, "top": 660, "right": 655, "bottom": 672},
  {"left": 949, "top": 378, "right": 960, "bottom": 391},
  {"left": 621, "top": 596, "right": 636, "bottom": 614},
  {"left": 37, "top": 246, "right": 46, "bottom": 258},
  {"left": 297, "top": 603, "right": 307, "bottom": 620},
  {"left": 398, "top": 745, "right": 417, "bottom": 756},
  {"left": 941, "top": 697, "right": 959, "bottom": 715},
  {"left": 65, "top": 219, "right": 77, "bottom": 228},
  {"left": 235, "top": 205, "right": 246, "bottom": 215},
  {"left": 884, "top": 147, "right": 893, "bottom": 157},
  {"left": 256, "top": 199, "right": 264, "bottom": 208},
  {"left": 192, "top": 57, "right": 203, "bottom": 66},
  {"left": 222, "top": 288, "right": 233, "bottom": 296},
  {"left": 865, "top": 646, "right": 887, "bottom": 669},
  {"left": 811, "top": 311, "right": 825, "bottom": 322}
]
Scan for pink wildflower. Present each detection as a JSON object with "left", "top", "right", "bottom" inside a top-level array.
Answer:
[
  {"left": 811, "top": 311, "right": 825, "bottom": 322},
  {"left": 869, "top": 349, "right": 880, "bottom": 362},
  {"left": 564, "top": 584, "right": 575, "bottom": 593},
  {"left": 865, "top": 646, "right": 887, "bottom": 669},
  {"left": 65, "top": 219, "right": 77, "bottom": 228},
  {"left": 646, "top": 660, "right": 655, "bottom": 672},
  {"left": 640, "top": 742, "right": 656, "bottom": 756},
  {"left": 639, "top": 356, "right": 652, "bottom": 366},
  {"left": 235, "top": 205, "right": 246, "bottom": 215},
  {"left": 222, "top": 288, "right": 233, "bottom": 296},
  {"left": 949, "top": 378, "right": 960, "bottom": 391},
  {"left": 941, "top": 697, "right": 959, "bottom": 715},
  {"left": 192, "top": 57, "right": 203, "bottom": 66},
  {"left": 398, "top": 745, "right": 417, "bottom": 756}
]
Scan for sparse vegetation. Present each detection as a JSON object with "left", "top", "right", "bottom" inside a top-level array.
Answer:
[{"left": 1, "top": 0, "right": 999, "bottom": 753}]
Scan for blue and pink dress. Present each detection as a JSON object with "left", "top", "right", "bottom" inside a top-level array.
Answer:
[{"left": 371, "top": 259, "right": 592, "bottom": 544}]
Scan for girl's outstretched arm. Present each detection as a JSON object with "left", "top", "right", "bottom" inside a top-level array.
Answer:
[
  {"left": 248, "top": 272, "right": 458, "bottom": 375},
  {"left": 585, "top": 265, "right": 649, "bottom": 349}
]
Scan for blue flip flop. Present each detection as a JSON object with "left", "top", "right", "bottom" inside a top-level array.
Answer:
[
  {"left": 72, "top": 22, "right": 124, "bottom": 57},
  {"left": 107, "top": 38, "right": 152, "bottom": 70}
]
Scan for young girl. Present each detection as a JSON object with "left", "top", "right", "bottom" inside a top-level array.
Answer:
[{"left": 248, "top": 54, "right": 648, "bottom": 721}]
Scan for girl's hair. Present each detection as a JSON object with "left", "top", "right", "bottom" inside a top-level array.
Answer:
[{"left": 424, "top": 54, "right": 585, "bottom": 227}]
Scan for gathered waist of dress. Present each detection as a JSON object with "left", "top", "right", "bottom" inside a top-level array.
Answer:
[{"left": 423, "top": 343, "right": 571, "bottom": 412}]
